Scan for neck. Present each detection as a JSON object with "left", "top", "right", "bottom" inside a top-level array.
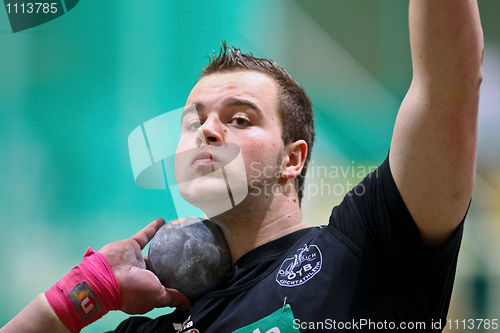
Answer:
[{"left": 210, "top": 192, "right": 307, "bottom": 263}]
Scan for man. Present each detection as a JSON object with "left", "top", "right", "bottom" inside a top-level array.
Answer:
[{"left": 1, "top": 0, "right": 483, "bottom": 332}]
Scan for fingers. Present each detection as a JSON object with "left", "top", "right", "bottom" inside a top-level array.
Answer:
[
  {"left": 131, "top": 218, "right": 166, "bottom": 249},
  {"left": 156, "top": 288, "right": 191, "bottom": 311}
]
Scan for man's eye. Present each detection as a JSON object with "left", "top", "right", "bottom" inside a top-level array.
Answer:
[
  {"left": 184, "top": 121, "right": 201, "bottom": 131},
  {"left": 231, "top": 116, "right": 250, "bottom": 126}
]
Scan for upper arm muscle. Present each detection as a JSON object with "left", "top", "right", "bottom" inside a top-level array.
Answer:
[{"left": 389, "top": 81, "right": 478, "bottom": 246}]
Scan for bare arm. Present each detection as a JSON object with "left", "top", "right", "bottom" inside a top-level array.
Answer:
[
  {"left": 1, "top": 294, "right": 70, "bottom": 333},
  {"left": 389, "top": 0, "right": 483, "bottom": 246}
]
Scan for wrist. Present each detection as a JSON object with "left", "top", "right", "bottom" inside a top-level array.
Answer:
[{"left": 44, "top": 248, "right": 122, "bottom": 333}]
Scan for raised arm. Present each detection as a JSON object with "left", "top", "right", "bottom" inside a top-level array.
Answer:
[{"left": 389, "top": 0, "right": 483, "bottom": 246}]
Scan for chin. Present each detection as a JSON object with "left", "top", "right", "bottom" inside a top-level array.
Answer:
[
  {"left": 183, "top": 176, "right": 227, "bottom": 198},
  {"left": 179, "top": 176, "right": 235, "bottom": 218}
]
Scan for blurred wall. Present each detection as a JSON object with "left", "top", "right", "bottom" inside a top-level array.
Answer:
[{"left": 0, "top": 1, "right": 498, "bottom": 331}]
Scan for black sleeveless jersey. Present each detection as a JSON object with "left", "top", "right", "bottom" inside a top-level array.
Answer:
[{"left": 109, "top": 157, "right": 464, "bottom": 332}]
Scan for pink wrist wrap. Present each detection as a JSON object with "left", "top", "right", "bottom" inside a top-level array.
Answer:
[{"left": 45, "top": 248, "right": 122, "bottom": 333}]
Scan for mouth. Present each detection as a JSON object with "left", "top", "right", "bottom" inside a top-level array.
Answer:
[
  {"left": 174, "top": 143, "right": 240, "bottom": 182},
  {"left": 191, "top": 148, "right": 215, "bottom": 168}
]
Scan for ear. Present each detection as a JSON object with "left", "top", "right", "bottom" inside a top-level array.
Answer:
[{"left": 281, "top": 140, "right": 308, "bottom": 179}]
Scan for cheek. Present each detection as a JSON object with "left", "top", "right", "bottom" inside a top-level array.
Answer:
[
  {"left": 238, "top": 127, "right": 282, "bottom": 154},
  {"left": 176, "top": 135, "right": 200, "bottom": 158},
  {"left": 176, "top": 137, "right": 186, "bottom": 155},
  {"left": 239, "top": 137, "right": 283, "bottom": 179}
]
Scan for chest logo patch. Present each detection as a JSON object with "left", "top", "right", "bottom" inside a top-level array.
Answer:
[{"left": 276, "top": 244, "right": 322, "bottom": 287}]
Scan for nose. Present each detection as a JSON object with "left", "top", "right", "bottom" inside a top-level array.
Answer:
[{"left": 197, "top": 116, "right": 223, "bottom": 145}]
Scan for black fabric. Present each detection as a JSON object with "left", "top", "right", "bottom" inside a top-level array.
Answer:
[{"left": 109, "top": 156, "right": 464, "bottom": 332}]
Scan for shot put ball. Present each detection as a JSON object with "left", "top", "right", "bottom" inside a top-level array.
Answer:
[{"left": 148, "top": 216, "right": 232, "bottom": 300}]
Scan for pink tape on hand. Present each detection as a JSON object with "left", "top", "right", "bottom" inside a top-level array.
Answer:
[{"left": 45, "top": 248, "right": 122, "bottom": 333}]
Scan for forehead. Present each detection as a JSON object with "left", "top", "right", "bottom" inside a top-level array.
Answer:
[{"left": 186, "top": 71, "right": 279, "bottom": 111}]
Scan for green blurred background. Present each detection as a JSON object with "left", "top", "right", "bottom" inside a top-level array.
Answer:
[{"left": 1, "top": 1, "right": 499, "bottom": 331}]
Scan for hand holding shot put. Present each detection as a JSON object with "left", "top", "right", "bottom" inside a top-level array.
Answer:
[
  {"left": 98, "top": 217, "right": 191, "bottom": 314},
  {"left": 0, "top": 218, "right": 191, "bottom": 333}
]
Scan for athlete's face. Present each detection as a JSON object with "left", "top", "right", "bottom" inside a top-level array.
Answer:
[{"left": 175, "top": 71, "right": 284, "bottom": 214}]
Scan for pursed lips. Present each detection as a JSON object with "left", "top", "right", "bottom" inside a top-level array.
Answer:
[
  {"left": 182, "top": 143, "right": 239, "bottom": 174},
  {"left": 191, "top": 149, "right": 215, "bottom": 168}
]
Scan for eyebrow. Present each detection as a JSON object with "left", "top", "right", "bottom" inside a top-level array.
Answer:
[
  {"left": 184, "top": 97, "right": 263, "bottom": 119},
  {"left": 180, "top": 105, "right": 198, "bottom": 124},
  {"left": 220, "top": 97, "right": 263, "bottom": 116}
]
